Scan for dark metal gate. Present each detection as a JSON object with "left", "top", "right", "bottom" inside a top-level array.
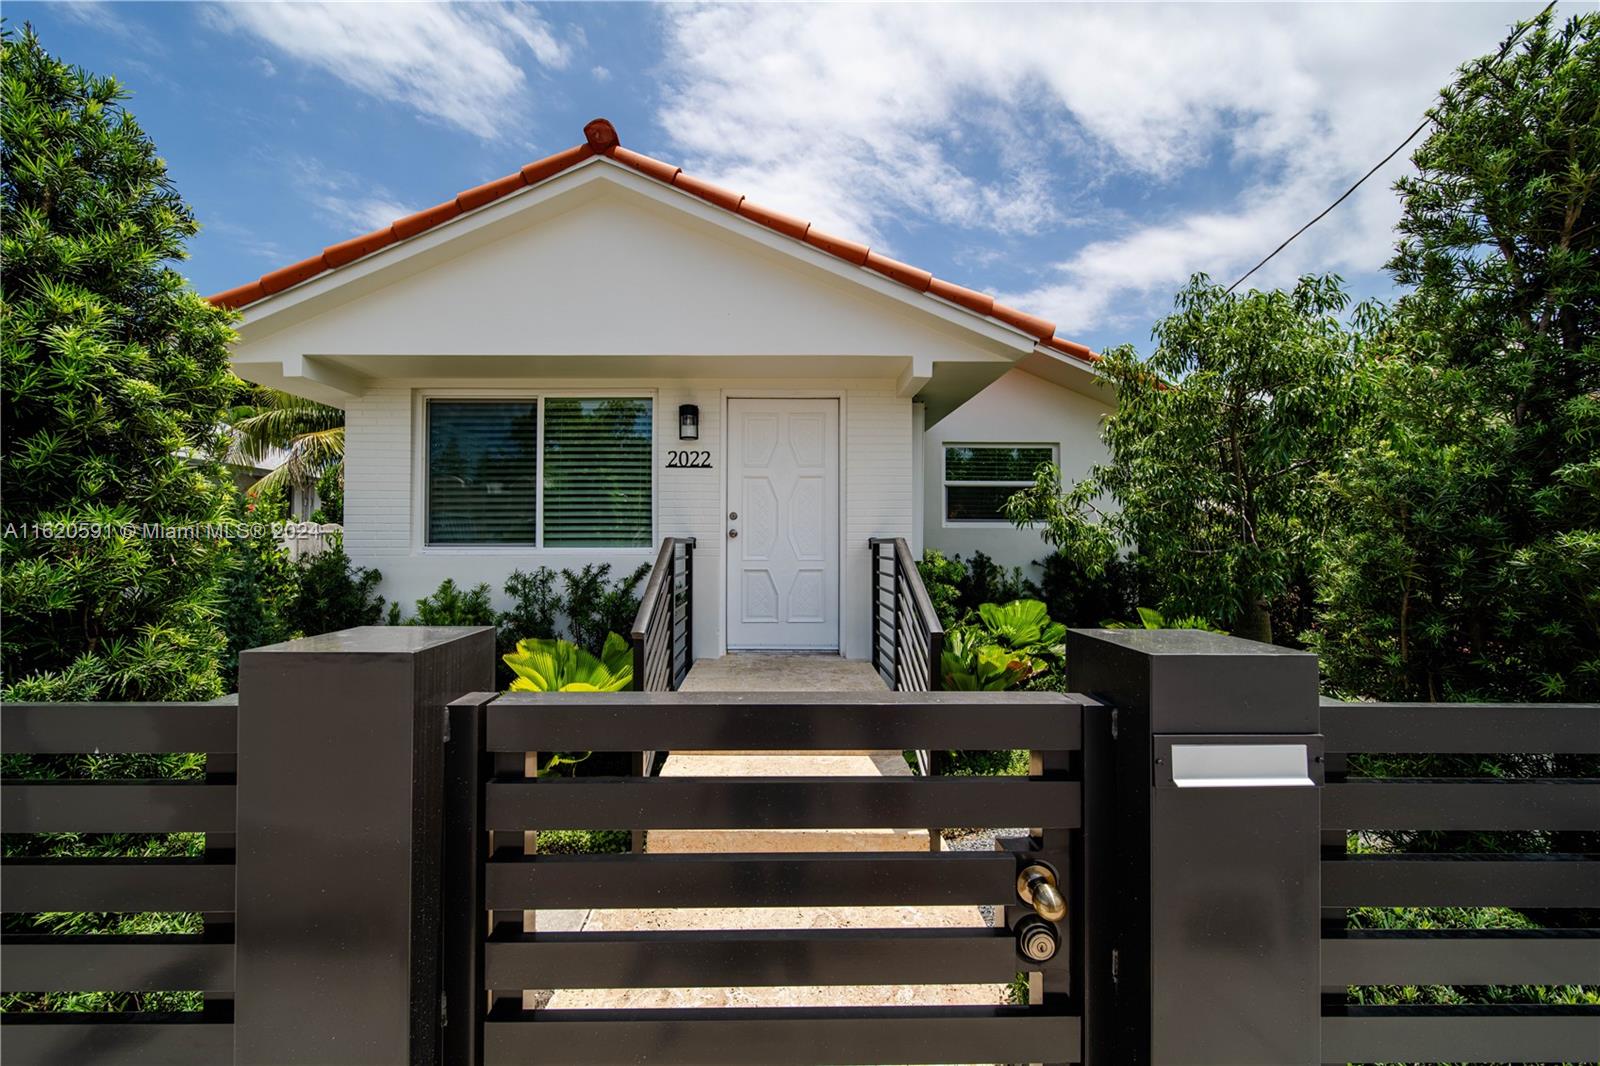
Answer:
[{"left": 441, "top": 689, "right": 1098, "bottom": 1066}]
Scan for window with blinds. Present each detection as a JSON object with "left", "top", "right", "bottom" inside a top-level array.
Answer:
[
  {"left": 427, "top": 400, "right": 540, "bottom": 545},
  {"left": 542, "top": 397, "right": 653, "bottom": 547},
  {"left": 944, "top": 444, "right": 1055, "bottom": 523}
]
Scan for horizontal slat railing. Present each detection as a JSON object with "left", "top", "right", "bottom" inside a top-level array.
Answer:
[
  {"left": 0, "top": 1011, "right": 237, "bottom": 1066},
  {"left": 1321, "top": 929, "right": 1600, "bottom": 986},
  {"left": 2, "top": 780, "right": 237, "bottom": 833},
  {"left": 1322, "top": 1006, "right": 1600, "bottom": 1066},
  {"left": 0, "top": 858, "right": 237, "bottom": 913},
  {"left": 1322, "top": 852, "right": 1600, "bottom": 908},
  {"left": 1321, "top": 698, "right": 1600, "bottom": 753},
  {"left": 470, "top": 690, "right": 1086, "bottom": 1066},
  {"left": 1319, "top": 698, "right": 1600, "bottom": 1065},
  {"left": 485, "top": 926, "right": 1020, "bottom": 988},
  {"left": 1, "top": 934, "right": 235, "bottom": 993},
  {"left": 630, "top": 537, "right": 695, "bottom": 694},
  {"left": 1322, "top": 778, "right": 1600, "bottom": 830},
  {"left": 483, "top": 1004, "right": 1081, "bottom": 1066},
  {"left": 2, "top": 699, "right": 239, "bottom": 753},
  {"left": 486, "top": 775, "right": 1080, "bottom": 831},
  {"left": 485, "top": 849, "right": 1019, "bottom": 910},
  {"left": 0, "top": 698, "right": 239, "bottom": 1065},
  {"left": 869, "top": 537, "right": 943, "bottom": 695},
  {"left": 486, "top": 690, "right": 1080, "bottom": 751}
]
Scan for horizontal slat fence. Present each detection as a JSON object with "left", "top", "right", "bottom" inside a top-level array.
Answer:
[
  {"left": 1319, "top": 699, "right": 1600, "bottom": 1066},
  {"left": 455, "top": 690, "right": 1086, "bottom": 1066},
  {"left": 1, "top": 699, "right": 239, "bottom": 1065}
]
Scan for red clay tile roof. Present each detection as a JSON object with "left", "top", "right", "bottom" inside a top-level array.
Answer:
[{"left": 209, "top": 119, "right": 1099, "bottom": 366}]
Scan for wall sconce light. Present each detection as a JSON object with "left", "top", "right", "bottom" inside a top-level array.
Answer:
[{"left": 678, "top": 404, "right": 700, "bottom": 441}]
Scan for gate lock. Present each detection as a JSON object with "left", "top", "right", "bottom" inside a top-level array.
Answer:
[{"left": 1014, "top": 862, "right": 1065, "bottom": 963}]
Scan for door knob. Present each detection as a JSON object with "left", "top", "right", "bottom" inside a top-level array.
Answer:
[
  {"left": 728, "top": 529, "right": 738, "bottom": 539},
  {"left": 1017, "top": 863, "right": 1066, "bottom": 922},
  {"left": 729, "top": 511, "right": 738, "bottom": 520}
]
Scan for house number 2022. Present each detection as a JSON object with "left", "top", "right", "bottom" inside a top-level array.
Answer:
[{"left": 666, "top": 450, "right": 712, "bottom": 469}]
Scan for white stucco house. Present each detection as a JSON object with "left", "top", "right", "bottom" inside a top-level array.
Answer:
[{"left": 217, "top": 119, "right": 1111, "bottom": 662}]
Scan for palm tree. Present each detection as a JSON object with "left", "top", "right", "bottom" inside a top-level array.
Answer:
[{"left": 229, "top": 389, "right": 344, "bottom": 498}]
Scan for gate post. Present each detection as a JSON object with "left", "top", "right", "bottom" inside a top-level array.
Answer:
[
  {"left": 1068, "top": 629, "right": 1322, "bottom": 1066},
  {"left": 235, "top": 626, "right": 496, "bottom": 1066}
]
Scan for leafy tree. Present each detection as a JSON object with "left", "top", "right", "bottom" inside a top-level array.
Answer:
[
  {"left": 0, "top": 27, "right": 239, "bottom": 701},
  {"left": 229, "top": 385, "right": 344, "bottom": 499},
  {"left": 1008, "top": 274, "right": 1359, "bottom": 643},
  {"left": 1315, "top": 10, "right": 1599, "bottom": 701}
]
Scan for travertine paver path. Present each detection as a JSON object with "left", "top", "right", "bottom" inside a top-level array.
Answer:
[{"left": 546, "top": 654, "right": 1010, "bottom": 1017}]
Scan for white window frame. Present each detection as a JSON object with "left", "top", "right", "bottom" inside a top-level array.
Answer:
[
  {"left": 941, "top": 442, "right": 1057, "bottom": 528},
  {"left": 416, "top": 389, "right": 657, "bottom": 554}
]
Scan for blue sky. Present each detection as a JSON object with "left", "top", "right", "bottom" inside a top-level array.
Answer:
[{"left": 12, "top": 1, "right": 1548, "bottom": 353}]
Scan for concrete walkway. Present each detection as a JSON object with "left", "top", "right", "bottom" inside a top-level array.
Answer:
[
  {"left": 678, "top": 652, "right": 886, "bottom": 692},
  {"left": 547, "top": 654, "right": 1008, "bottom": 1021}
]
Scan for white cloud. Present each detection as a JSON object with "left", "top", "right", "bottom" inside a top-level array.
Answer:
[
  {"left": 656, "top": 3, "right": 1537, "bottom": 333},
  {"left": 211, "top": 2, "right": 574, "bottom": 139},
  {"left": 591, "top": 65, "right": 612, "bottom": 82},
  {"left": 289, "top": 158, "right": 416, "bottom": 234},
  {"left": 253, "top": 56, "right": 277, "bottom": 78}
]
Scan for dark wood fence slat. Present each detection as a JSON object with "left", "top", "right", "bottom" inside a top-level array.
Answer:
[
  {"left": 1321, "top": 930, "right": 1600, "bottom": 986},
  {"left": 485, "top": 776, "right": 1080, "bottom": 831},
  {"left": 487, "top": 692, "right": 1081, "bottom": 751},
  {"left": 0, "top": 858, "right": 236, "bottom": 913},
  {"left": 0, "top": 935, "right": 234, "bottom": 993},
  {"left": 1321, "top": 700, "right": 1600, "bottom": 754},
  {"left": 482, "top": 1005, "right": 1081, "bottom": 1066},
  {"left": 486, "top": 850, "right": 1018, "bottom": 909},
  {"left": 1321, "top": 1008, "right": 1600, "bottom": 1066},
  {"left": 1, "top": 700, "right": 238, "bottom": 754},
  {"left": 1, "top": 782, "right": 237, "bottom": 833},
  {"left": 0, "top": 1014, "right": 235, "bottom": 1066},
  {"left": 1323, "top": 779, "right": 1600, "bottom": 830},
  {"left": 1323, "top": 854, "right": 1600, "bottom": 908},
  {"left": 484, "top": 927, "right": 1019, "bottom": 989}
]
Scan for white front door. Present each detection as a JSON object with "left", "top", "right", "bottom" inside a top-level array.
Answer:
[{"left": 726, "top": 398, "right": 840, "bottom": 650}]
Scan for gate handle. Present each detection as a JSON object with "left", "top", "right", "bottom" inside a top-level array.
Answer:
[{"left": 1017, "top": 864, "right": 1066, "bottom": 922}]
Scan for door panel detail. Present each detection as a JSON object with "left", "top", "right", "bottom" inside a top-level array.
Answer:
[{"left": 727, "top": 399, "right": 840, "bottom": 650}]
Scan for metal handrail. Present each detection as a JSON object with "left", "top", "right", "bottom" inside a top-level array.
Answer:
[
  {"left": 869, "top": 537, "right": 945, "bottom": 697},
  {"left": 630, "top": 536, "right": 696, "bottom": 695}
]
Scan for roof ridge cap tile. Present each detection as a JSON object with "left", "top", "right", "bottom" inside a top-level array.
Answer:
[{"left": 208, "top": 117, "right": 1097, "bottom": 365}]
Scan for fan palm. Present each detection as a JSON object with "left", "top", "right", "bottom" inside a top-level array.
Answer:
[{"left": 229, "top": 389, "right": 344, "bottom": 498}]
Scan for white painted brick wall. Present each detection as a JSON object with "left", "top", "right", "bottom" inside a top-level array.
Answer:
[{"left": 340, "top": 378, "right": 911, "bottom": 661}]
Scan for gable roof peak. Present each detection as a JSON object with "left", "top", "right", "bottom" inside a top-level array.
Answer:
[
  {"left": 583, "top": 117, "right": 620, "bottom": 152},
  {"left": 208, "top": 120, "right": 1097, "bottom": 368}
]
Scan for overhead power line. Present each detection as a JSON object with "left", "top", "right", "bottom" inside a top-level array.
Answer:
[{"left": 1223, "top": 0, "right": 1557, "bottom": 295}]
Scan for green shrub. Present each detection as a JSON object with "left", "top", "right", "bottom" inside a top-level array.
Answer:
[
  {"left": 287, "top": 545, "right": 385, "bottom": 637},
  {"left": 397, "top": 578, "right": 495, "bottom": 627},
  {"left": 916, "top": 549, "right": 965, "bottom": 627},
  {"left": 534, "top": 829, "right": 631, "bottom": 854},
  {"left": 559, "top": 562, "right": 650, "bottom": 655},
  {"left": 1035, "top": 551, "right": 1140, "bottom": 629},
  {"left": 499, "top": 567, "right": 559, "bottom": 648},
  {"left": 310, "top": 464, "right": 343, "bottom": 524},
  {"left": 941, "top": 749, "right": 1029, "bottom": 777},
  {"left": 959, "top": 552, "right": 1031, "bottom": 613}
]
